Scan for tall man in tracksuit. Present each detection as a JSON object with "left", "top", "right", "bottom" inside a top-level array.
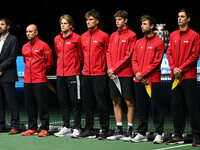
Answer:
[
  {"left": 21, "top": 24, "right": 53, "bottom": 137},
  {"left": 106, "top": 10, "right": 137, "bottom": 141},
  {"left": 131, "top": 15, "right": 164, "bottom": 144},
  {"left": 54, "top": 14, "right": 83, "bottom": 138},
  {"left": 166, "top": 9, "right": 200, "bottom": 147},
  {"left": 79, "top": 9, "right": 110, "bottom": 140}
]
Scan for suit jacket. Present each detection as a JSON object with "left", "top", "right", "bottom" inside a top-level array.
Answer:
[{"left": 0, "top": 33, "right": 18, "bottom": 82}]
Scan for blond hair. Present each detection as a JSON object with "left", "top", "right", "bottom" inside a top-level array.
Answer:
[{"left": 59, "top": 14, "right": 74, "bottom": 30}]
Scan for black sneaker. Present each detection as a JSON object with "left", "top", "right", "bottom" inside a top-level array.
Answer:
[
  {"left": 78, "top": 129, "right": 96, "bottom": 139},
  {"left": 122, "top": 129, "right": 132, "bottom": 142},
  {"left": 165, "top": 136, "right": 184, "bottom": 145},
  {"left": 192, "top": 135, "right": 200, "bottom": 147},
  {"left": 98, "top": 129, "right": 109, "bottom": 140}
]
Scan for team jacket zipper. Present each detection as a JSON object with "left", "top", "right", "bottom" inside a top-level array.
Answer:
[
  {"left": 178, "top": 32, "right": 182, "bottom": 67},
  {"left": 116, "top": 31, "right": 121, "bottom": 62},
  {"left": 30, "top": 45, "right": 33, "bottom": 83},
  {"left": 63, "top": 39, "right": 65, "bottom": 76},
  {"left": 89, "top": 32, "right": 92, "bottom": 75},
  {"left": 141, "top": 40, "right": 148, "bottom": 71}
]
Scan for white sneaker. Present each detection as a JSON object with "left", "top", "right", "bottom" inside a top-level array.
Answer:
[
  {"left": 131, "top": 133, "right": 147, "bottom": 143},
  {"left": 122, "top": 130, "right": 132, "bottom": 142},
  {"left": 107, "top": 134, "right": 123, "bottom": 140},
  {"left": 71, "top": 129, "right": 80, "bottom": 138},
  {"left": 153, "top": 134, "right": 163, "bottom": 144},
  {"left": 106, "top": 129, "right": 123, "bottom": 141},
  {"left": 122, "top": 136, "right": 132, "bottom": 142},
  {"left": 54, "top": 127, "right": 71, "bottom": 137}
]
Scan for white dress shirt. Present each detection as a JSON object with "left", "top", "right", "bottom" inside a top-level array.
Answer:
[{"left": 0, "top": 32, "right": 9, "bottom": 54}]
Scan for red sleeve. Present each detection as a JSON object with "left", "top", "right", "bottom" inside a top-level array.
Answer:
[
  {"left": 132, "top": 42, "right": 141, "bottom": 74},
  {"left": 141, "top": 41, "right": 164, "bottom": 78},
  {"left": 179, "top": 34, "right": 200, "bottom": 72},
  {"left": 54, "top": 38, "right": 58, "bottom": 57},
  {"left": 22, "top": 46, "right": 26, "bottom": 64},
  {"left": 112, "top": 34, "right": 137, "bottom": 73},
  {"left": 166, "top": 33, "right": 177, "bottom": 71},
  {"left": 106, "top": 36, "right": 113, "bottom": 70},
  {"left": 77, "top": 36, "right": 84, "bottom": 71},
  {"left": 44, "top": 43, "right": 53, "bottom": 73}
]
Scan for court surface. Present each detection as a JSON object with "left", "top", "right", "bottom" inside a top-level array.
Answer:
[{"left": 0, "top": 133, "right": 198, "bottom": 150}]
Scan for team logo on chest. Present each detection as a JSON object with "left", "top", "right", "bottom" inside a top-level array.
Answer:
[
  {"left": 184, "top": 40, "right": 189, "bottom": 43},
  {"left": 121, "top": 40, "right": 126, "bottom": 43},
  {"left": 66, "top": 42, "right": 71, "bottom": 44},
  {"left": 93, "top": 40, "right": 98, "bottom": 43}
]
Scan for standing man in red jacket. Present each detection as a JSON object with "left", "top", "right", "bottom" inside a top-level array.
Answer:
[
  {"left": 79, "top": 9, "right": 110, "bottom": 140},
  {"left": 54, "top": 14, "right": 83, "bottom": 138},
  {"left": 166, "top": 9, "right": 200, "bottom": 147},
  {"left": 131, "top": 15, "right": 164, "bottom": 144},
  {"left": 21, "top": 24, "right": 53, "bottom": 137},
  {"left": 106, "top": 10, "right": 137, "bottom": 141}
]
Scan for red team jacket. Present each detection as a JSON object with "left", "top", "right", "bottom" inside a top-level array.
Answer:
[
  {"left": 107, "top": 27, "right": 137, "bottom": 77},
  {"left": 22, "top": 37, "right": 53, "bottom": 83},
  {"left": 132, "top": 34, "right": 164, "bottom": 82},
  {"left": 81, "top": 27, "right": 109, "bottom": 76},
  {"left": 167, "top": 27, "right": 200, "bottom": 79},
  {"left": 54, "top": 31, "right": 83, "bottom": 76}
]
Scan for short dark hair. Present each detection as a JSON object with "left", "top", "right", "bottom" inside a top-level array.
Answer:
[
  {"left": 140, "top": 15, "right": 156, "bottom": 25},
  {"left": 178, "top": 9, "right": 192, "bottom": 18},
  {"left": 114, "top": 10, "right": 128, "bottom": 20},
  {"left": 85, "top": 9, "right": 100, "bottom": 20},
  {"left": 0, "top": 17, "right": 11, "bottom": 26}
]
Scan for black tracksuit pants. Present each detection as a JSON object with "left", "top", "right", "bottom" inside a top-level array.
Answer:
[
  {"left": 171, "top": 78, "right": 200, "bottom": 137},
  {"left": 82, "top": 75, "right": 110, "bottom": 131},
  {"left": 135, "top": 82, "right": 164, "bottom": 135},
  {"left": 24, "top": 83, "right": 49, "bottom": 130},
  {"left": 56, "top": 76, "right": 82, "bottom": 129}
]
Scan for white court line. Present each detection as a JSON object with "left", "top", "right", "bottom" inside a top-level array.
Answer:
[{"left": 155, "top": 144, "right": 191, "bottom": 150}]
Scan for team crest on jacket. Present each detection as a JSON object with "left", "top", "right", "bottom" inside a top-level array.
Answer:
[
  {"left": 140, "top": 46, "right": 142, "bottom": 49},
  {"left": 114, "top": 40, "right": 116, "bottom": 43},
  {"left": 85, "top": 40, "right": 87, "bottom": 43},
  {"left": 58, "top": 42, "right": 61, "bottom": 45}
]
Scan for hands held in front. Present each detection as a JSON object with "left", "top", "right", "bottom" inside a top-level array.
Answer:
[
  {"left": 107, "top": 69, "right": 116, "bottom": 79},
  {"left": 136, "top": 72, "right": 149, "bottom": 85},
  {"left": 173, "top": 67, "right": 182, "bottom": 78}
]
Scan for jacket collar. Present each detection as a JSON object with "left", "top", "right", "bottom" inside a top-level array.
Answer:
[
  {"left": 88, "top": 26, "right": 98, "bottom": 35},
  {"left": 144, "top": 33, "right": 156, "bottom": 41},
  {"left": 59, "top": 30, "right": 73, "bottom": 39},
  {"left": 117, "top": 26, "right": 129, "bottom": 34},
  {"left": 0, "top": 32, "right": 9, "bottom": 41},
  {"left": 29, "top": 36, "right": 39, "bottom": 45},
  {"left": 179, "top": 26, "right": 190, "bottom": 34}
]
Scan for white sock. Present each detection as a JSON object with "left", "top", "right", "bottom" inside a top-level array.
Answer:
[
  {"left": 116, "top": 122, "right": 122, "bottom": 126},
  {"left": 128, "top": 123, "right": 133, "bottom": 127}
]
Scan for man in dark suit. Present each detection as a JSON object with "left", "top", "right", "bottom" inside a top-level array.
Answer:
[{"left": 0, "top": 17, "right": 19, "bottom": 134}]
